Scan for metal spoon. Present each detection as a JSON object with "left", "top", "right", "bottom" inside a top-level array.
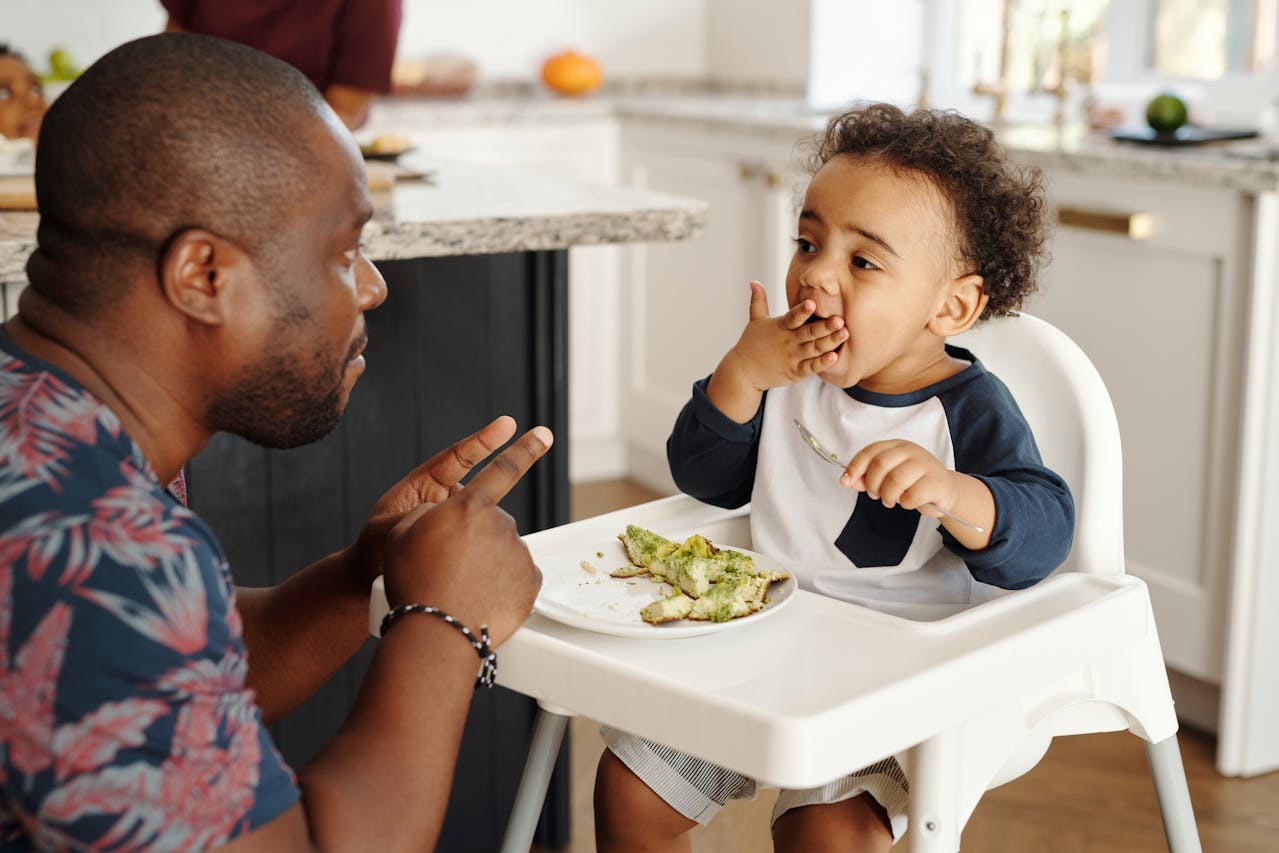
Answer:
[{"left": 792, "top": 418, "right": 986, "bottom": 533}]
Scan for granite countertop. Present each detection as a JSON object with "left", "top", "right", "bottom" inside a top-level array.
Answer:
[
  {"left": 10, "top": 90, "right": 1279, "bottom": 284},
  {"left": 0, "top": 157, "right": 707, "bottom": 286},
  {"left": 371, "top": 92, "right": 1279, "bottom": 194}
]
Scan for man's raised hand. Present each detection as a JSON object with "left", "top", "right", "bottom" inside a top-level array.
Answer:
[{"left": 381, "top": 424, "right": 553, "bottom": 646}]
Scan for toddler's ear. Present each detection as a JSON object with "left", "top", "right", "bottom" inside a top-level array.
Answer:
[{"left": 930, "top": 273, "right": 987, "bottom": 336}]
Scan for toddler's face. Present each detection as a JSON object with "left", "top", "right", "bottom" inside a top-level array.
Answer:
[{"left": 785, "top": 154, "right": 961, "bottom": 393}]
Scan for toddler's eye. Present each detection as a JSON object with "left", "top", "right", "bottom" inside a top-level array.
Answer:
[
  {"left": 792, "top": 237, "right": 816, "bottom": 254},
  {"left": 852, "top": 255, "right": 879, "bottom": 271}
]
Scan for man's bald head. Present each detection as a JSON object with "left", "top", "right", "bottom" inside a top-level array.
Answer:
[{"left": 28, "top": 32, "right": 338, "bottom": 314}]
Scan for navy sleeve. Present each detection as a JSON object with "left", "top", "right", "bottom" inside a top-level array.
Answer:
[
  {"left": 666, "top": 377, "right": 764, "bottom": 509},
  {"left": 940, "top": 372, "right": 1075, "bottom": 589}
]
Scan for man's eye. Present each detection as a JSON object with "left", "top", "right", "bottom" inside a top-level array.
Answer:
[
  {"left": 0, "top": 87, "right": 12, "bottom": 101},
  {"left": 342, "top": 243, "right": 367, "bottom": 267},
  {"left": 852, "top": 255, "right": 879, "bottom": 271},
  {"left": 792, "top": 237, "right": 816, "bottom": 254}
]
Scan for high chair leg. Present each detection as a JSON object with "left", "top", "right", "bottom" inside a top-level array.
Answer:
[
  {"left": 904, "top": 733, "right": 961, "bottom": 853},
  {"left": 1145, "top": 735, "right": 1202, "bottom": 853},
  {"left": 499, "top": 705, "right": 571, "bottom": 853}
]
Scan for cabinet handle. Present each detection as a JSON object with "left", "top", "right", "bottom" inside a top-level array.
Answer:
[
  {"left": 739, "top": 163, "right": 783, "bottom": 189},
  {"left": 1057, "top": 206, "right": 1155, "bottom": 239}
]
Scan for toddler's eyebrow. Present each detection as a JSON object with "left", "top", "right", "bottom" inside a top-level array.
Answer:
[{"left": 799, "top": 209, "right": 901, "bottom": 260}]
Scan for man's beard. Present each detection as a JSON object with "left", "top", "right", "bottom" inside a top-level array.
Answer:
[{"left": 206, "top": 337, "right": 355, "bottom": 450}]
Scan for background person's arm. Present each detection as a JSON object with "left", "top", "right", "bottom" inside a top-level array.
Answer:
[{"left": 323, "top": 83, "right": 375, "bottom": 130}]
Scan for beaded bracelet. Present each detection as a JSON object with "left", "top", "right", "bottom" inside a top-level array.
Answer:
[{"left": 380, "top": 604, "right": 497, "bottom": 688}]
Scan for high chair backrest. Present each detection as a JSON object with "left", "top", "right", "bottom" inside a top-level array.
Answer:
[{"left": 953, "top": 312, "right": 1124, "bottom": 578}]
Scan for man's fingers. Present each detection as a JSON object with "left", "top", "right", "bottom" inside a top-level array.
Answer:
[
  {"left": 414, "top": 416, "right": 518, "bottom": 494},
  {"left": 747, "top": 281, "right": 770, "bottom": 321},
  {"left": 467, "top": 426, "right": 555, "bottom": 504}
]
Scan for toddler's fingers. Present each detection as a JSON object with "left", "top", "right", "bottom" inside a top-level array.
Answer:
[
  {"left": 899, "top": 484, "right": 943, "bottom": 516},
  {"left": 798, "top": 314, "right": 845, "bottom": 341},
  {"left": 781, "top": 298, "right": 816, "bottom": 330},
  {"left": 801, "top": 350, "right": 839, "bottom": 377},
  {"left": 747, "top": 281, "right": 771, "bottom": 320},
  {"left": 804, "top": 327, "right": 848, "bottom": 356},
  {"left": 840, "top": 453, "right": 871, "bottom": 491}
]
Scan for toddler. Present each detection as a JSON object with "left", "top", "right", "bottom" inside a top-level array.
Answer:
[{"left": 595, "top": 103, "right": 1076, "bottom": 852}]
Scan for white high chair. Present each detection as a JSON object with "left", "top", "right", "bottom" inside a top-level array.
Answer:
[{"left": 372, "top": 313, "right": 1201, "bottom": 852}]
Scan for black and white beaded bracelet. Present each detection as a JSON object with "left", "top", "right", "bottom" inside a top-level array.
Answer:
[{"left": 380, "top": 604, "right": 497, "bottom": 688}]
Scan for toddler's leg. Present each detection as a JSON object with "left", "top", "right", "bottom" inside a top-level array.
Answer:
[
  {"left": 595, "top": 748, "right": 697, "bottom": 853},
  {"left": 772, "top": 794, "right": 893, "bottom": 853}
]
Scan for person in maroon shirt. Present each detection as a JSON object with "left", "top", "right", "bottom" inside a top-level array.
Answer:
[{"left": 160, "top": 0, "right": 402, "bottom": 129}]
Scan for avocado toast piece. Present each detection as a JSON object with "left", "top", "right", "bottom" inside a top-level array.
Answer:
[
  {"left": 617, "top": 524, "right": 678, "bottom": 577},
  {"left": 686, "top": 574, "right": 775, "bottom": 622},
  {"left": 640, "top": 589, "right": 696, "bottom": 624}
]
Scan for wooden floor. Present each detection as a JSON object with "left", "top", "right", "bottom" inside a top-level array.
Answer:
[{"left": 532, "top": 480, "right": 1279, "bottom": 853}]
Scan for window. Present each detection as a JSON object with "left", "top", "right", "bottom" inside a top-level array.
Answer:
[{"left": 1149, "top": 0, "right": 1276, "bottom": 78}]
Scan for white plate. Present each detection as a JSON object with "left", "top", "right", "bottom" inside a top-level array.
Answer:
[{"left": 533, "top": 534, "right": 797, "bottom": 639}]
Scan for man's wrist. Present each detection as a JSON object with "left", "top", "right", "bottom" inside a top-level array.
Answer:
[{"left": 336, "top": 542, "right": 380, "bottom": 589}]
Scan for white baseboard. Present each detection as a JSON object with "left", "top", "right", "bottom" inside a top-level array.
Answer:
[{"left": 1167, "top": 667, "right": 1220, "bottom": 736}]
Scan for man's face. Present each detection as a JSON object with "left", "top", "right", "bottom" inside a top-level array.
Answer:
[
  {"left": 0, "top": 55, "right": 46, "bottom": 140},
  {"left": 206, "top": 119, "right": 386, "bottom": 449}
]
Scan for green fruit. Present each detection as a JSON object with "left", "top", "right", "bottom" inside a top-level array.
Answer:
[
  {"left": 47, "top": 47, "right": 81, "bottom": 81},
  {"left": 1146, "top": 93, "right": 1188, "bottom": 134}
]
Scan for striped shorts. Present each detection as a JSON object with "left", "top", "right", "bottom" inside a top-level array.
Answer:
[{"left": 601, "top": 726, "right": 911, "bottom": 841}]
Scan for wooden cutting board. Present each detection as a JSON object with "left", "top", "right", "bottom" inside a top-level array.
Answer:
[{"left": 0, "top": 175, "right": 36, "bottom": 210}]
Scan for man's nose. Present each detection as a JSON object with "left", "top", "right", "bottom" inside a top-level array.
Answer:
[{"left": 356, "top": 254, "right": 388, "bottom": 311}]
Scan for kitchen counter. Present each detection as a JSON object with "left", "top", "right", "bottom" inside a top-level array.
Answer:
[
  {"left": 369, "top": 92, "right": 1279, "bottom": 194},
  {"left": 0, "top": 156, "right": 706, "bottom": 287}
]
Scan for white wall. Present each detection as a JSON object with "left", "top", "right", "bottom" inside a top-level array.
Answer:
[
  {"left": 705, "top": 0, "right": 810, "bottom": 88},
  {"left": 3, "top": 0, "right": 162, "bottom": 73},
  {"left": 396, "top": 0, "right": 708, "bottom": 81},
  {"left": 3, "top": 0, "right": 709, "bottom": 83},
  {"left": 3, "top": 0, "right": 825, "bottom": 91}
]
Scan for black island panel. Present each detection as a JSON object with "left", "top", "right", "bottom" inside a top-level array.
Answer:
[{"left": 187, "top": 250, "right": 571, "bottom": 851}]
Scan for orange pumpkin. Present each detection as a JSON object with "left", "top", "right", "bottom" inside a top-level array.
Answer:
[{"left": 541, "top": 50, "right": 604, "bottom": 96}]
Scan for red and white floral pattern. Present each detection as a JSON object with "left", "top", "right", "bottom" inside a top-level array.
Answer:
[{"left": 0, "top": 343, "right": 298, "bottom": 850}]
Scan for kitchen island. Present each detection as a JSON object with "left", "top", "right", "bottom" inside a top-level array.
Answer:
[{"left": 0, "top": 157, "right": 706, "bottom": 852}]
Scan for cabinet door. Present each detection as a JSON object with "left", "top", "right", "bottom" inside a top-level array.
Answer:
[
  {"left": 619, "top": 123, "right": 804, "bottom": 492},
  {"left": 1026, "top": 171, "right": 1248, "bottom": 684}
]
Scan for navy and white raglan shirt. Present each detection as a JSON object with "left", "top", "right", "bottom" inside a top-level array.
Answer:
[{"left": 667, "top": 345, "right": 1075, "bottom": 620}]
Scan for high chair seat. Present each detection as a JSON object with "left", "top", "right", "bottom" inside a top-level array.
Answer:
[{"left": 370, "top": 313, "right": 1201, "bottom": 852}]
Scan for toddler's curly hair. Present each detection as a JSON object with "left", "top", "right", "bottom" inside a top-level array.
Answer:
[{"left": 807, "top": 103, "right": 1048, "bottom": 318}]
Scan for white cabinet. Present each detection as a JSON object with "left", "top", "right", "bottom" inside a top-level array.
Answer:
[
  {"left": 366, "top": 111, "right": 626, "bottom": 482},
  {"left": 1026, "top": 170, "right": 1250, "bottom": 686},
  {"left": 618, "top": 120, "right": 807, "bottom": 492},
  {"left": 1026, "top": 168, "right": 1279, "bottom": 776}
]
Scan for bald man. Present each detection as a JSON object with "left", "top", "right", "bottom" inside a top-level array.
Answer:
[{"left": 0, "top": 33, "right": 548, "bottom": 851}]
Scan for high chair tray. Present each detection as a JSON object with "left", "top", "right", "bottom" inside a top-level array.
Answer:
[{"left": 370, "top": 494, "right": 1156, "bottom": 789}]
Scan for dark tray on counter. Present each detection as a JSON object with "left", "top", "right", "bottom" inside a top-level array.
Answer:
[{"left": 1110, "top": 126, "right": 1260, "bottom": 146}]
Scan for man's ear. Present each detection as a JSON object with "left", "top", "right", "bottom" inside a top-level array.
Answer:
[
  {"left": 929, "top": 273, "right": 987, "bottom": 336},
  {"left": 158, "top": 229, "right": 252, "bottom": 327}
]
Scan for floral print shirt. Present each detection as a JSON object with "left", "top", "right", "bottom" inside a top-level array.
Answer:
[{"left": 0, "top": 330, "right": 299, "bottom": 851}]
